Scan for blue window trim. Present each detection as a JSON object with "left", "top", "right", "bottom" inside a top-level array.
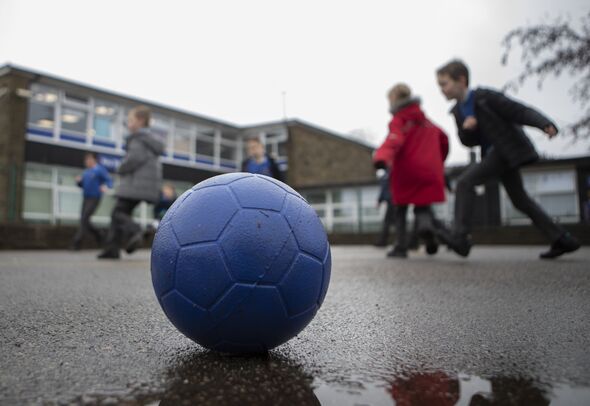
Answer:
[
  {"left": 60, "top": 133, "right": 86, "bottom": 143},
  {"left": 173, "top": 153, "right": 190, "bottom": 161},
  {"left": 196, "top": 157, "right": 214, "bottom": 166},
  {"left": 220, "top": 162, "right": 237, "bottom": 169},
  {"left": 27, "top": 127, "right": 53, "bottom": 137},
  {"left": 92, "top": 138, "right": 116, "bottom": 148}
]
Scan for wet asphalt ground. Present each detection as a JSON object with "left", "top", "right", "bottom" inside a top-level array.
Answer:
[{"left": 0, "top": 245, "right": 589, "bottom": 406}]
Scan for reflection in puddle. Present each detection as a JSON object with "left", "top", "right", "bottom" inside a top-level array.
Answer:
[{"left": 313, "top": 372, "right": 590, "bottom": 406}]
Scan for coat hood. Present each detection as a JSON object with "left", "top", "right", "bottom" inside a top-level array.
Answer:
[
  {"left": 130, "top": 128, "right": 165, "bottom": 155},
  {"left": 393, "top": 98, "right": 426, "bottom": 122}
]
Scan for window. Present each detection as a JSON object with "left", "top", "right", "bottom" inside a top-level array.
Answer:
[
  {"left": 220, "top": 142, "right": 237, "bottom": 161},
  {"left": 151, "top": 114, "right": 171, "bottom": 153},
  {"left": 196, "top": 129, "right": 215, "bottom": 159},
  {"left": 501, "top": 169, "right": 578, "bottom": 224},
  {"left": 27, "top": 85, "right": 58, "bottom": 130},
  {"left": 93, "top": 100, "right": 118, "bottom": 140},
  {"left": 61, "top": 106, "right": 88, "bottom": 134},
  {"left": 24, "top": 187, "right": 52, "bottom": 219},
  {"left": 173, "top": 121, "right": 194, "bottom": 157}
]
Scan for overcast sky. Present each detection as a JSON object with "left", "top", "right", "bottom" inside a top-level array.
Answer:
[{"left": 1, "top": 0, "right": 588, "bottom": 164}]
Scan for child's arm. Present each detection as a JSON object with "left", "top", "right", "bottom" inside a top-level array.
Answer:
[
  {"left": 101, "top": 166, "right": 113, "bottom": 189},
  {"left": 118, "top": 140, "right": 150, "bottom": 175},
  {"left": 373, "top": 119, "right": 406, "bottom": 167},
  {"left": 453, "top": 112, "right": 479, "bottom": 147},
  {"left": 482, "top": 89, "right": 557, "bottom": 134}
]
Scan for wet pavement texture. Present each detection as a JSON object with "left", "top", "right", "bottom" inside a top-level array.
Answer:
[{"left": 0, "top": 245, "right": 589, "bottom": 406}]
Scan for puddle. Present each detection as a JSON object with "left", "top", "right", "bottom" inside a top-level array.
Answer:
[{"left": 313, "top": 373, "right": 590, "bottom": 406}]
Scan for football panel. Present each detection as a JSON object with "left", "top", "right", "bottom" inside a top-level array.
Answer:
[
  {"left": 151, "top": 221, "right": 180, "bottom": 298},
  {"left": 210, "top": 286, "right": 296, "bottom": 349},
  {"left": 160, "top": 289, "right": 218, "bottom": 348},
  {"left": 257, "top": 175, "right": 304, "bottom": 200},
  {"left": 159, "top": 189, "right": 192, "bottom": 227},
  {"left": 219, "top": 210, "right": 296, "bottom": 283},
  {"left": 192, "top": 172, "right": 254, "bottom": 191},
  {"left": 318, "top": 246, "right": 332, "bottom": 306},
  {"left": 229, "top": 176, "right": 286, "bottom": 211},
  {"left": 282, "top": 194, "right": 328, "bottom": 261},
  {"left": 171, "top": 186, "right": 240, "bottom": 246},
  {"left": 175, "top": 244, "right": 234, "bottom": 309},
  {"left": 278, "top": 254, "right": 323, "bottom": 317}
]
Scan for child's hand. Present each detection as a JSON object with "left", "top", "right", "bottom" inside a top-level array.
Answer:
[
  {"left": 463, "top": 116, "right": 478, "bottom": 131},
  {"left": 544, "top": 124, "right": 558, "bottom": 138},
  {"left": 100, "top": 185, "right": 108, "bottom": 194},
  {"left": 75, "top": 175, "right": 82, "bottom": 183}
]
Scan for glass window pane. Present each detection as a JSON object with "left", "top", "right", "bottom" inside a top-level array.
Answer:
[
  {"left": 61, "top": 107, "right": 88, "bottom": 133},
  {"left": 31, "top": 85, "right": 58, "bottom": 104},
  {"left": 539, "top": 194, "right": 577, "bottom": 217},
  {"left": 57, "top": 167, "right": 82, "bottom": 187},
  {"left": 24, "top": 187, "right": 52, "bottom": 214},
  {"left": 151, "top": 115, "right": 171, "bottom": 146},
  {"left": 58, "top": 190, "right": 82, "bottom": 215},
  {"left": 65, "top": 92, "right": 88, "bottom": 104},
  {"left": 302, "top": 191, "right": 326, "bottom": 204},
  {"left": 220, "top": 143, "right": 236, "bottom": 161},
  {"left": 174, "top": 123, "right": 193, "bottom": 155},
  {"left": 28, "top": 103, "right": 55, "bottom": 128},
  {"left": 95, "top": 194, "right": 116, "bottom": 218},
  {"left": 278, "top": 141, "right": 287, "bottom": 158},
  {"left": 93, "top": 101, "right": 118, "bottom": 139},
  {"left": 196, "top": 137, "right": 214, "bottom": 158},
  {"left": 25, "top": 164, "right": 52, "bottom": 183}
]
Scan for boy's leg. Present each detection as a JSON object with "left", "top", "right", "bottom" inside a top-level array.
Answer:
[
  {"left": 84, "top": 198, "right": 102, "bottom": 244},
  {"left": 500, "top": 169, "right": 580, "bottom": 258},
  {"left": 376, "top": 203, "right": 395, "bottom": 246},
  {"left": 99, "top": 198, "right": 140, "bottom": 258},
  {"left": 388, "top": 205, "right": 408, "bottom": 258},
  {"left": 71, "top": 198, "right": 91, "bottom": 250},
  {"left": 453, "top": 150, "right": 505, "bottom": 236},
  {"left": 415, "top": 206, "right": 439, "bottom": 255}
]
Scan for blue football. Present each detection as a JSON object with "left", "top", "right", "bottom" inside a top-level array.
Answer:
[{"left": 151, "top": 173, "right": 331, "bottom": 353}]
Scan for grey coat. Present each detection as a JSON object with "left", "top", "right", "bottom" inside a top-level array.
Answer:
[
  {"left": 451, "top": 88, "right": 556, "bottom": 169},
  {"left": 115, "top": 128, "right": 165, "bottom": 203}
]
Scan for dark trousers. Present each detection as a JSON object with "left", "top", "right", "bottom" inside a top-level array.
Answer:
[
  {"left": 395, "top": 205, "right": 435, "bottom": 250},
  {"left": 454, "top": 148, "right": 564, "bottom": 242},
  {"left": 72, "top": 197, "right": 102, "bottom": 247},
  {"left": 104, "top": 198, "right": 141, "bottom": 252},
  {"left": 377, "top": 202, "right": 396, "bottom": 244}
]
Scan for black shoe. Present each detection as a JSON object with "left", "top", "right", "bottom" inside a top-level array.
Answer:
[
  {"left": 423, "top": 232, "right": 439, "bottom": 256},
  {"left": 540, "top": 233, "right": 581, "bottom": 259},
  {"left": 438, "top": 230, "right": 472, "bottom": 258},
  {"left": 125, "top": 231, "right": 144, "bottom": 254},
  {"left": 97, "top": 250, "right": 120, "bottom": 260},
  {"left": 407, "top": 235, "right": 420, "bottom": 251},
  {"left": 387, "top": 246, "right": 408, "bottom": 258}
]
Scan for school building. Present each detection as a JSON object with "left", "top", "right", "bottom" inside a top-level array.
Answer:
[{"left": 0, "top": 64, "right": 588, "bottom": 248}]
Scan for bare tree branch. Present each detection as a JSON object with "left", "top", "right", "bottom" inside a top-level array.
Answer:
[{"left": 501, "top": 12, "right": 590, "bottom": 139}]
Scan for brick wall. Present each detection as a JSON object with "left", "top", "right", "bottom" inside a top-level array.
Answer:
[
  {"left": 0, "top": 71, "right": 30, "bottom": 223},
  {"left": 287, "top": 124, "right": 376, "bottom": 188}
]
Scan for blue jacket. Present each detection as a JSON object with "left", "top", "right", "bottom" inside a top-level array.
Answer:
[{"left": 78, "top": 164, "right": 113, "bottom": 198}]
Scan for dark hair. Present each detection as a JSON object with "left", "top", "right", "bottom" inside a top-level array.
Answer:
[
  {"left": 130, "top": 105, "right": 151, "bottom": 127},
  {"left": 85, "top": 151, "right": 98, "bottom": 161},
  {"left": 437, "top": 59, "right": 469, "bottom": 86}
]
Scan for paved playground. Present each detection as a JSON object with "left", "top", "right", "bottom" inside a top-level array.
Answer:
[{"left": 1, "top": 246, "right": 589, "bottom": 405}]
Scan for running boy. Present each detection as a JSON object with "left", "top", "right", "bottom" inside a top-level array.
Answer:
[{"left": 436, "top": 59, "right": 580, "bottom": 258}]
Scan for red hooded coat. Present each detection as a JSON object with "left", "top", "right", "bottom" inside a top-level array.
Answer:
[{"left": 374, "top": 103, "right": 449, "bottom": 206}]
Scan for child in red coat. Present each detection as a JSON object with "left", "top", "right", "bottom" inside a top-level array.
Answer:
[{"left": 374, "top": 84, "right": 449, "bottom": 258}]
